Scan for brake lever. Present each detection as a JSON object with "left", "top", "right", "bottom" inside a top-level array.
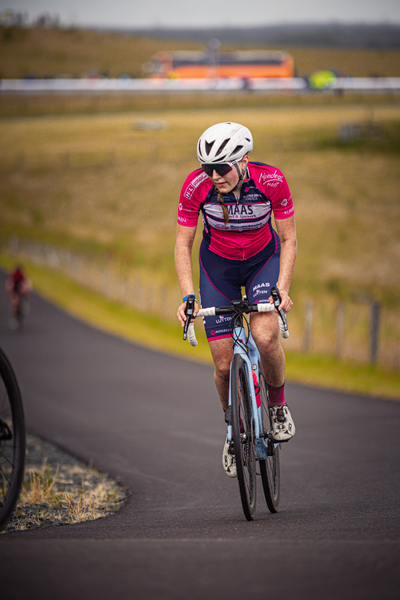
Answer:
[
  {"left": 183, "top": 295, "right": 196, "bottom": 341},
  {"left": 271, "top": 287, "right": 289, "bottom": 335}
]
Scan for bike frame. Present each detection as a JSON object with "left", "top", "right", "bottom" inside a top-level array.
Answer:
[{"left": 227, "top": 324, "right": 271, "bottom": 462}]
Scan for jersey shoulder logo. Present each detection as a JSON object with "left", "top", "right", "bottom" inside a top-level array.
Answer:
[
  {"left": 259, "top": 170, "right": 284, "bottom": 186},
  {"left": 183, "top": 171, "right": 209, "bottom": 200}
]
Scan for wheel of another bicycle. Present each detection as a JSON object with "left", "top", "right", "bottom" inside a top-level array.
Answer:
[
  {"left": 16, "top": 300, "right": 24, "bottom": 331},
  {"left": 230, "top": 354, "right": 257, "bottom": 521},
  {"left": 258, "top": 371, "right": 280, "bottom": 513},
  {"left": 0, "top": 348, "right": 26, "bottom": 531}
]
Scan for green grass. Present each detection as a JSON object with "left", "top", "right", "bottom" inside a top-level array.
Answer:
[
  {"left": 285, "top": 352, "right": 400, "bottom": 399},
  {"left": 1, "top": 252, "right": 399, "bottom": 400}
]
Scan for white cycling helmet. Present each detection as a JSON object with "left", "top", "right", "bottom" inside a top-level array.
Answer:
[{"left": 197, "top": 122, "right": 253, "bottom": 164}]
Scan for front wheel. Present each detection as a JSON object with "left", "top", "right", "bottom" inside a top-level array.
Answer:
[
  {"left": 0, "top": 348, "right": 26, "bottom": 531},
  {"left": 230, "top": 354, "right": 256, "bottom": 521},
  {"left": 259, "top": 371, "right": 280, "bottom": 513}
]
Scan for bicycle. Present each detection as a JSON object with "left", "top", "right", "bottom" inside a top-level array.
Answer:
[
  {"left": 0, "top": 347, "right": 26, "bottom": 531},
  {"left": 184, "top": 288, "right": 289, "bottom": 521},
  {"left": 8, "top": 292, "right": 30, "bottom": 331}
]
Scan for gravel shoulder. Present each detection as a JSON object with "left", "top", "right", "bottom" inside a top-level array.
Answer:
[{"left": 2, "top": 433, "right": 127, "bottom": 533}]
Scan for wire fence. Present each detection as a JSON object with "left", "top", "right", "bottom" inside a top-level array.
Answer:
[
  {"left": 3, "top": 236, "right": 400, "bottom": 371},
  {"left": 4, "top": 237, "right": 180, "bottom": 322},
  {"left": 289, "top": 296, "right": 400, "bottom": 370}
]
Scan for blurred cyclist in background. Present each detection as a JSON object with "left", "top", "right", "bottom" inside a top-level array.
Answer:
[{"left": 5, "top": 265, "right": 32, "bottom": 329}]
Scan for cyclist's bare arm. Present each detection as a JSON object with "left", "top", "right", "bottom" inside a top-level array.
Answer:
[
  {"left": 23, "top": 277, "right": 32, "bottom": 294},
  {"left": 274, "top": 215, "right": 297, "bottom": 313},
  {"left": 175, "top": 224, "right": 200, "bottom": 326}
]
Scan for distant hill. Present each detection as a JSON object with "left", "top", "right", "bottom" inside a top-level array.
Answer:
[
  {"left": 1, "top": 25, "right": 400, "bottom": 79},
  {"left": 108, "top": 23, "right": 400, "bottom": 50}
]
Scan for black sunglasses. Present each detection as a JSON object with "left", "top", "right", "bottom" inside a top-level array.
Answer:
[{"left": 201, "top": 162, "right": 236, "bottom": 177}]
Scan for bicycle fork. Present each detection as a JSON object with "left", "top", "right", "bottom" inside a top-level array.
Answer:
[{"left": 227, "top": 327, "right": 270, "bottom": 461}]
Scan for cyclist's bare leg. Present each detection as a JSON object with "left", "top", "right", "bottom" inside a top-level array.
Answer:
[
  {"left": 208, "top": 338, "right": 234, "bottom": 411},
  {"left": 251, "top": 310, "right": 295, "bottom": 440},
  {"left": 250, "top": 311, "right": 285, "bottom": 388},
  {"left": 10, "top": 294, "right": 20, "bottom": 319}
]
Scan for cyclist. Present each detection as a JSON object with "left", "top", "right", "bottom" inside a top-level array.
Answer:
[
  {"left": 5, "top": 265, "right": 32, "bottom": 328},
  {"left": 175, "top": 122, "right": 297, "bottom": 478}
]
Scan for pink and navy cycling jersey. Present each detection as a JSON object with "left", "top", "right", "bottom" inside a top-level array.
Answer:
[{"left": 177, "top": 161, "right": 294, "bottom": 261}]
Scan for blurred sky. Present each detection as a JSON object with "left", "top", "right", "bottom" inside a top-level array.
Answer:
[{"left": 1, "top": 0, "right": 400, "bottom": 28}]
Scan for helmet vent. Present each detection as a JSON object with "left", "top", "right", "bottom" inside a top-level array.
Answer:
[
  {"left": 216, "top": 139, "right": 229, "bottom": 157},
  {"left": 205, "top": 140, "right": 215, "bottom": 155},
  {"left": 232, "top": 145, "right": 244, "bottom": 156}
]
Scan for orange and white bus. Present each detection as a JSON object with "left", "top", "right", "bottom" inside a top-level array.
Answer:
[{"left": 143, "top": 51, "right": 294, "bottom": 79}]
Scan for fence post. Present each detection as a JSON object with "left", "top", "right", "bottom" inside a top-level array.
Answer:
[
  {"left": 370, "top": 300, "right": 381, "bottom": 364},
  {"left": 303, "top": 300, "right": 313, "bottom": 352},
  {"left": 336, "top": 301, "right": 345, "bottom": 358}
]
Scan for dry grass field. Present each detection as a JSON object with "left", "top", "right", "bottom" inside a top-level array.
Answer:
[
  {"left": 1, "top": 103, "right": 399, "bottom": 300},
  {"left": 1, "top": 103, "right": 400, "bottom": 380}
]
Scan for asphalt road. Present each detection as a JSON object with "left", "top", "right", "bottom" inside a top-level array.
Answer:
[{"left": 1, "top": 273, "right": 400, "bottom": 600}]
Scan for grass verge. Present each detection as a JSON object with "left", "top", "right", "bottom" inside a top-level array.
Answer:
[
  {"left": 2, "top": 433, "right": 127, "bottom": 533},
  {"left": 1, "top": 252, "right": 399, "bottom": 400}
]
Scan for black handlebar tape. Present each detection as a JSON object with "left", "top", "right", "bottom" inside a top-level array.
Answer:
[{"left": 183, "top": 295, "right": 196, "bottom": 341}]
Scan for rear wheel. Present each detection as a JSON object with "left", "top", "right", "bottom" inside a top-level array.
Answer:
[
  {"left": 0, "top": 348, "right": 26, "bottom": 531},
  {"left": 259, "top": 371, "right": 280, "bottom": 513},
  {"left": 230, "top": 354, "right": 256, "bottom": 521}
]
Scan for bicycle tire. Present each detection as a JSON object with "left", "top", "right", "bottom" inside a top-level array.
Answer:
[
  {"left": 0, "top": 347, "right": 26, "bottom": 531},
  {"left": 259, "top": 371, "right": 280, "bottom": 513},
  {"left": 230, "top": 354, "right": 257, "bottom": 521},
  {"left": 16, "top": 296, "right": 24, "bottom": 331}
]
